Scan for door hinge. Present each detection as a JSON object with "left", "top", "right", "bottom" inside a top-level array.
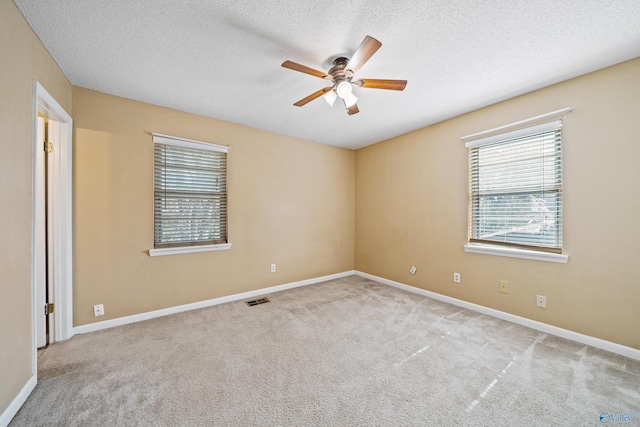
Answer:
[
  {"left": 44, "top": 303, "right": 54, "bottom": 316},
  {"left": 44, "top": 140, "right": 53, "bottom": 153}
]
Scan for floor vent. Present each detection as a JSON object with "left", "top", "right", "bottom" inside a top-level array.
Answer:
[{"left": 246, "top": 297, "right": 270, "bottom": 307}]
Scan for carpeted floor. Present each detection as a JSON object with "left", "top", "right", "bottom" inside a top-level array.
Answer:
[{"left": 10, "top": 275, "right": 640, "bottom": 426}]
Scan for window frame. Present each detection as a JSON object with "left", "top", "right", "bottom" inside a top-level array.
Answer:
[
  {"left": 461, "top": 109, "right": 571, "bottom": 263},
  {"left": 148, "top": 133, "right": 231, "bottom": 257}
]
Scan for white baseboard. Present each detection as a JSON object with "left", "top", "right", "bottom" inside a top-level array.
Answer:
[
  {"left": 74, "top": 270, "right": 356, "bottom": 335},
  {"left": 0, "top": 375, "right": 36, "bottom": 427},
  {"left": 69, "top": 268, "right": 640, "bottom": 361},
  {"left": 356, "top": 271, "right": 640, "bottom": 361}
]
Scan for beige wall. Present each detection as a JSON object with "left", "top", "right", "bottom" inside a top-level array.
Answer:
[
  {"left": 72, "top": 88, "right": 355, "bottom": 326},
  {"left": 0, "top": 0, "right": 72, "bottom": 416},
  {"left": 355, "top": 58, "right": 640, "bottom": 350}
]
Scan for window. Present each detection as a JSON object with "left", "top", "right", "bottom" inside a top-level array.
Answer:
[
  {"left": 465, "top": 117, "right": 566, "bottom": 260},
  {"left": 150, "top": 134, "right": 229, "bottom": 256}
]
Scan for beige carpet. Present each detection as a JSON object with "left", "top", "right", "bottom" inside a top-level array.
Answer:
[{"left": 11, "top": 275, "right": 640, "bottom": 426}]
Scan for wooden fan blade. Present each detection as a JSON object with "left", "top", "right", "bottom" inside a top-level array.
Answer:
[
  {"left": 294, "top": 87, "right": 332, "bottom": 107},
  {"left": 353, "top": 79, "right": 407, "bottom": 91},
  {"left": 346, "top": 36, "right": 382, "bottom": 75},
  {"left": 282, "top": 60, "right": 329, "bottom": 79},
  {"left": 344, "top": 100, "right": 359, "bottom": 115}
]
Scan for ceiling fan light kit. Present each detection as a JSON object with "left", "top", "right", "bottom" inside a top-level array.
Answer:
[
  {"left": 282, "top": 36, "right": 407, "bottom": 116},
  {"left": 344, "top": 93, "right": 358, "bottom": 109},
  {"left": 322, "top": 89, "right": 337, "bottom": 106},
  {"left": 336, "top": 81, "right": 352, "bottom": 99}
]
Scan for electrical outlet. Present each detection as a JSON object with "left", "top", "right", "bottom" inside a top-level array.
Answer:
[
  {"left": 270, "top": 263, "right": 276, "bottom": 273},
  {"left": 499, "top": 280, "right": 509, "bottom": 294},
  {"left": 410, "top": 265, "right": 417, "bottom": 275},
  {"left": 93, "top": 304, "right": 104, "bottom": 317},
  {"left": 536, "top": 295, "right": 547, "bottom": 308},
  {"left": 453, "top": 272, "right": 461, "bottom": 283}
]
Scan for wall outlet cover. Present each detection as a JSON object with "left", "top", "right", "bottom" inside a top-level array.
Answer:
[
  {"left": 499, "top": 280, "right": 509, "bottom": 294},
  {"left": 536, "top": 295, "right": 547, "bottom": 308},
  {"left": 93, "top": 304, "right": 104, "bottom": 317}
]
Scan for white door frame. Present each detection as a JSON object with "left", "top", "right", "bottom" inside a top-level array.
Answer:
[{"left": 31, "top": 82, "right": 73, "bottom": 369}]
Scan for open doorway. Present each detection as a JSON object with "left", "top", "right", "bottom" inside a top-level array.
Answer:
[
  {"left": 32, "top": 82, "right": 73, "bottom": 369},
  {"left": 35, "top": 115, "right": 50, "bottom": 348}
]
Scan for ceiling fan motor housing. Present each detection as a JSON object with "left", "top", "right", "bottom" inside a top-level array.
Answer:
[{"left": 329, "top": 57, "right": 354, "bottom": 85}]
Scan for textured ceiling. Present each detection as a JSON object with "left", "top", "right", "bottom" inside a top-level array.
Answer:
[{"left": 14, "top": 0, "right": 640, "bottom": 149}]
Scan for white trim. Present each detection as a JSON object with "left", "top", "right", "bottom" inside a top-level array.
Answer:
[
  {"left": 0, "top": 375, "right": 36, "bottom": 427},
  {"left": 464, "top": 244, "right": 568, "bottom": 263},
  {"left": 57, "top": 115, "right": 74, "bottom": 342},
  {"left": 74, "top": 270, "right": 355, "bottom": 335},
  {"left": 149, "top": 243, "right": 232, "bottom": 257},
  {"left": 32, "top": 82, "right": 74, "bottom": 359},
  {"left": 152, "top": 133, "right": 229, "bottom": 153},
  {"left": 461, "top": 107, "right": 572, "bottom": 142},
  {"left": 464, "top": 120, "right": 562, "bottom": 148},
  {"left": 355, "top": 271, "right": 640, "bottom": 361},
  {"left": 22, "top": 82, "right": 74, "bottom": 427}
]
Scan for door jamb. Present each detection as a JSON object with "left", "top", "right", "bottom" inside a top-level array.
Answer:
[{"left": 31, "top": 82, "right": 73, "bottom": 373}]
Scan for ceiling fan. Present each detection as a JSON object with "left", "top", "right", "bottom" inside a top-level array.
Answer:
[{"left": 281, "top": 35, "right": 407, "bottom": 116}]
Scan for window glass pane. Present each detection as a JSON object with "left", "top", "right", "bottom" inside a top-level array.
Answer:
[
  {"left": 154, "top": 141, "right": 227, "bottom": 247},
  {"left": 469, "top": 126, "right": 562, "bottom": 252}
]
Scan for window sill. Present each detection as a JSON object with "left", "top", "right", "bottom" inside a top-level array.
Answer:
[
  {"left": 149, "top": 243, "right": 232, "bottom": 257},
  {"left": 463, "top": 244, "right": 568, "bottom": 263}
]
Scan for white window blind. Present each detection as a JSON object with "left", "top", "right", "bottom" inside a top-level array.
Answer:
[
  {"left": 153, "top": 134, "right": 228, "bottom": 248},
  {"left": 467, "top": 120, "right": 563, "bottom": 253}
]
